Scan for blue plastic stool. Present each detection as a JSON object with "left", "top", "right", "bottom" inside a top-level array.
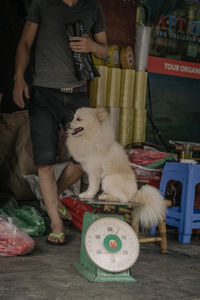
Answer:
[{"left": 155, "top": 162, "right": 200, "bottom": 243}]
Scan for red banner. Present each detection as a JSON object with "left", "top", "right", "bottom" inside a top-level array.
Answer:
[{"left": 147, "top": 56, "right": 200, "bottom": 79}]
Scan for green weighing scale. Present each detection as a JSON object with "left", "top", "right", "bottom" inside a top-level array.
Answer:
[{"left": 73, "top": 198, "right": 140, "bottom": 283}]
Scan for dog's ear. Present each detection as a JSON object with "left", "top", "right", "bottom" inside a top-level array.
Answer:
[{"left": 95, "top": 108, "right": 109, "bottom": 123}]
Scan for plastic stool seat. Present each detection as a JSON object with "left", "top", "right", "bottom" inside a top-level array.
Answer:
[{"left": 159, "top": 162, "right": 200, "bottom": 243}]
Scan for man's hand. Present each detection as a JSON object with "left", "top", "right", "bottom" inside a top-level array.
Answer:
[
  {"left": 13, "top": 78, "right": 30, "bottom": 109},
  {"left": 69, "top": 34, "right": 96, "bottom": 53}
]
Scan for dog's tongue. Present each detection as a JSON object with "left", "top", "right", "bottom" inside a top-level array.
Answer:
[{"left": 71, "top": 127, "right": 84, "bottom": 135}]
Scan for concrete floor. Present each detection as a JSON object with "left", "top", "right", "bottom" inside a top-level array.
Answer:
[{"left": 0, "top": 221, "right": 200, "bottom": 300}]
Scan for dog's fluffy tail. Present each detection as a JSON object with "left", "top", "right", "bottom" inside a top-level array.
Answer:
[{"left": 132, "top": 185, "right": 166, "bottom": 229}]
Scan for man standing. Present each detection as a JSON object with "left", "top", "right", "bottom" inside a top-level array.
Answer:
[{"left": 13, "top": 0, "right": 108, "bottom": 245}]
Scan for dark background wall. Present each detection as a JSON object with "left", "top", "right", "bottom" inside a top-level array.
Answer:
[{"left": 98, "top": 0, "right": 137, "bottom": 48}]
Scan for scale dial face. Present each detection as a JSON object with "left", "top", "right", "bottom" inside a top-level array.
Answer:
[{"left": 84, "top": 217, "right": 140, "bottom": 273}]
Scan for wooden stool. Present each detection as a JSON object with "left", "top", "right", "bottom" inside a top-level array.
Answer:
[
  {"left": 132, "top": 200, "right": 172, "bottom": 254},
  {"left": 103, "top": 200, "right": 171, "bottom": 254},
  {"left": 132, "top": 216, "right": 168, "bottom": 254}
]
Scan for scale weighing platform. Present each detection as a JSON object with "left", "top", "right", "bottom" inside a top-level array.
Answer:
[{"left": 71, "top": 197, "right": 140, "bottom": 282}]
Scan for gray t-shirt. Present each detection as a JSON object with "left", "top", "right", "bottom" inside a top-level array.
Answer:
[{"left": 27, "top": 0, "right": 105, "bottom": 88}]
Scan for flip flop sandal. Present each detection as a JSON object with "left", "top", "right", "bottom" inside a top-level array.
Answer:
[
  {"left": 58, "top": 206, "right": 72, "bottom": 220},
  {"left": 46, "top": 232, "right": 66, "bottom": 246}
]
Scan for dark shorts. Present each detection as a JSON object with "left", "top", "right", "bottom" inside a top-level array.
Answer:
[{"left": 29, "top": 86, "right": 89, "bottom": 166}]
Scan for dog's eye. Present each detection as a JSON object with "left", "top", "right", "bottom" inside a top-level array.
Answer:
[{"left": 76, "top": 117, "right": 82, "bottom": 121}]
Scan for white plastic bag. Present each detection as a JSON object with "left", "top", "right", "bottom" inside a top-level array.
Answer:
[{"left": 0, "top": 214, "right": 35, "bottom": 256}]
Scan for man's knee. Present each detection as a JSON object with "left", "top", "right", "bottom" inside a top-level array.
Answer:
[{"left": 68, "top": 162, "right": 83, "bottom": 176}]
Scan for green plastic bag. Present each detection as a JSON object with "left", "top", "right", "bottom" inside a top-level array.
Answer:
[{"left": 2, "top": 199, "right": 46, "bottom": 237}]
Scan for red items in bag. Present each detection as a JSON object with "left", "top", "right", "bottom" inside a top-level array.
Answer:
[
  {"left": 130, "top": 163, "right": 162, "bottom": 189},
  {"left": 129, "top": 148, "right": 175, "bottom": 168},
  {"left": 128, "top": 148, "right": 175, "bottom": 189},
  {"left": 0, "top": 215, "right": 35, "bottom": 256},
  {"left": 62, "top": 197, "right": 101, "bottom": 231}
]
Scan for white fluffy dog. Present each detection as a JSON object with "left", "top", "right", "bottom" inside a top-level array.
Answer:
[{"left": 67, "top": 107, "right": 166, "bottom": 228}]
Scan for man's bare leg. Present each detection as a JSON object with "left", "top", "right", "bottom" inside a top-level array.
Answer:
[
  {"left": 57, "top": 162, "right": 83, "bottom": 220},
  {"left": 38, "top": 165, "right": 64, "bottom": 243}
]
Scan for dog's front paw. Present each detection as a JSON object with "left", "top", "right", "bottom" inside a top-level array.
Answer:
[
  {"left": 98, "top": 193, "right": 120, "bottom": 202},
  {"left": 98, "top": 193, "right": 108, "bottom": 201},
  {"left": 79, "top": 192, "right": 95, "bottom": 199}
]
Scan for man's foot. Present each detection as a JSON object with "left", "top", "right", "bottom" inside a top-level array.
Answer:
[
  {"left": 58, "top": 204, "right": 72, "bottom": 221},
  {"left": 46, "top": 232, "right": 65, "bottom": 246}
]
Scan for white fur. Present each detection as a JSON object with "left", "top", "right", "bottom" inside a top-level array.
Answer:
[{"left": 67, "top": 107, "right": 166, "bottom": 229}]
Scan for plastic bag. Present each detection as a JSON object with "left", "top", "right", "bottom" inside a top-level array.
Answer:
[
  {"left": 0, "top": 214, "right": 35, "bottom": 256},
  {"left": 2, "top": 199, "right": 46, "bottom": 237},
  {"left": 62, "top": 197, "right": 101, "bottom": 231},
  {"left": 24, "top": 162, "right": 81, "bottom": 211},
  {"left": 23, "top": 175, "right": 46, "bottom": 211},
  {"left": 130, "top": 162, "right": 162, "bottom": 189},
  {"left": 129, "top": 148, "right": 176, "bottom": 168}
]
